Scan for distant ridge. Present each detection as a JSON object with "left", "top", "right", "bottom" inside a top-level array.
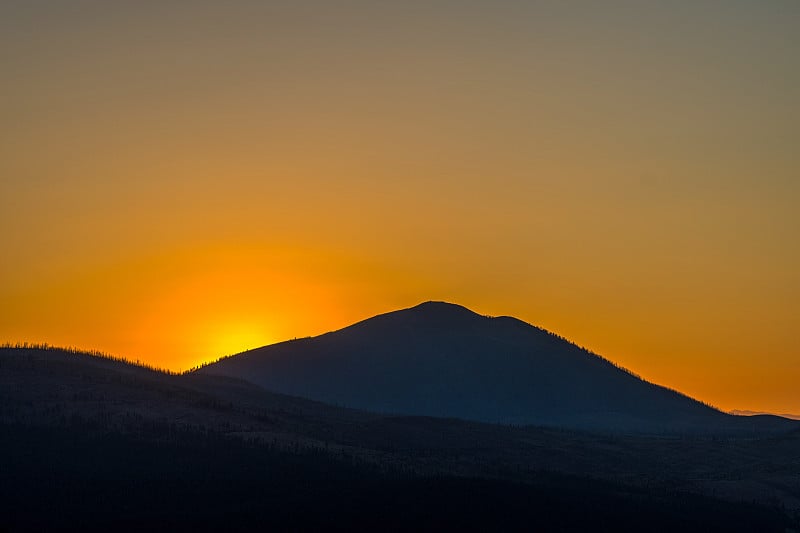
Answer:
[
  {"left": 197, "top": 301, "right": 796, "bottom": 433},
  {"left": 731, "top": 410, "right": 800, "bottom": 421}
]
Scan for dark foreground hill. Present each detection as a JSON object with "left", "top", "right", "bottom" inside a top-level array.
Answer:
[
  {"left": 2, "top": 346, "right": 799, "bottom": 532},
  {"left": 198, "top": 302, "right": 794, "bottom": 433}
]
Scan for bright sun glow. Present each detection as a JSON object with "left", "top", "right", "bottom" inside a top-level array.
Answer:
[{"left": 206, "top": 322, "right": 275, "bottom": 359}]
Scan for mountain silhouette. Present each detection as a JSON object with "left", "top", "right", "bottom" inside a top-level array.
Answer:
[
  {"left": 3, "top": 344, "right": 800, "bottom": 530},
  {"left": 197, "top": 302, "right": 792, "bottom": 432}
]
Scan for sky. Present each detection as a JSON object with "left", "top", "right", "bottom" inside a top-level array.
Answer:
[{"left": 1, "top": 1, "right": 798, "bottom": 414}]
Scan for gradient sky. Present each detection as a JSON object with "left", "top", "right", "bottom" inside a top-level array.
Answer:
[{"left": 1, "top": 1, "right": 798, "bottom": 414}]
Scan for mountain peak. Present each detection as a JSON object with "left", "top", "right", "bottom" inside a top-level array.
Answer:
[
  {"left": 199, "top": 302, "right": 780, "bottom": 432},
  {"left": 334, "top": 301, "right": 484, "bottom": 336},
  {"left": 388, "top": 301, "right": 484, "bottom": 327},
  {"left": 407, "top": 301, "right": 480, "bottom": 315}
]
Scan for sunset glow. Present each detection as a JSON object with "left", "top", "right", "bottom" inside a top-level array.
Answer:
[{"left": 1, "top": 2, "right": 798, "bottom": 414}]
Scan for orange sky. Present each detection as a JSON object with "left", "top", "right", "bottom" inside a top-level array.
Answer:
[{"left": 1, "top": 2, "right": 798, "bottom": 414}]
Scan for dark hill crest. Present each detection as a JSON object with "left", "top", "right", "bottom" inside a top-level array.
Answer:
[{"left": 196, "top": 302, "right": 785, "bottom": 433}]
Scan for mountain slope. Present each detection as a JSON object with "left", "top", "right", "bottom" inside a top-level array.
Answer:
[
  {"left": 3, "top": 345, "right": 799, "bottom": 528},
  {"left": 197, "top": 302, "right": 792, "bottom": 433}
]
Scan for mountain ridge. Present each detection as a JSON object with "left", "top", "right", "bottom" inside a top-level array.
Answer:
[
  {"left": 207, "top": 302, "right": 650, "bottom": 384},
  {"left": 3, "top": 344, "right": 799, "bottom": 530},
  {"left": 731, "top": 409, "right": 800, "bottom": 421},
  {"left": 197, "top": 301, "right": 792, "bottom": 433}
]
